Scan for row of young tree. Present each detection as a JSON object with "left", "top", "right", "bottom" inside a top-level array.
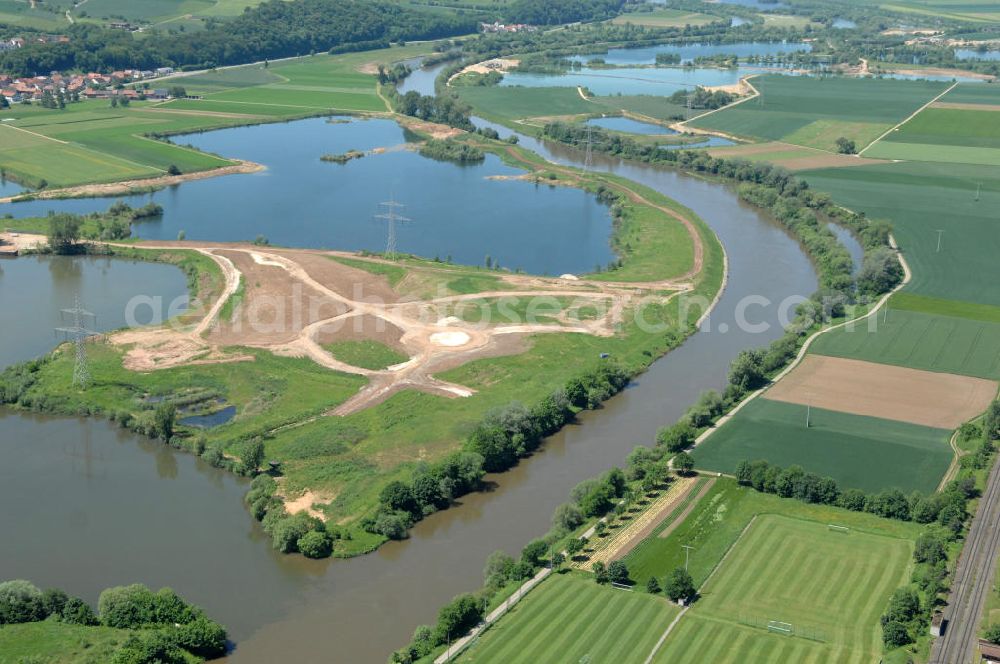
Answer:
[{"left": 0, "top": 579, "right": 226, "bottom": 663}]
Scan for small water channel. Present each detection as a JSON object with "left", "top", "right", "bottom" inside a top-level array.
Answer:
[{"left": 0, "top": 110, "right": 819, "bottom": 662}]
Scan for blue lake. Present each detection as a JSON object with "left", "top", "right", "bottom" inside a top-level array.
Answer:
[
  {"left": 503, "top": 65, "right": 764, "bottom": 97},
  {"left": 955, "top": 48, "right": 1000, "bottom": 61},
  {"left": 4, "top": 117, "right": 615, "bottom": 276},
  {"left": 587, "top": 116, "right": 678, "bottom": 134},
  {"left": 572, "top": 41, "right": 811, "bottom": 66}
]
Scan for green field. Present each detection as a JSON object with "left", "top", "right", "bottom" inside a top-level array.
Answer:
[
  {"left": 325, "top": 340, "right": 409, "bottom": 370},
  {"left": 456, "top": 86, "right": 596, "bottom": 122},
  {"left": 850, "top": 0, "right": 1000, "bottom": 22},
  {"left": 653, "top": 515, "right": 914, "bottom": 664},
  {"left": 454, "top": 572, "right": 681, "bottom": 664},
  {"left": 810, "top": 308, "right": 1000, "bottom": 379},
  {"left": 866, "top": 105, "right": 1000, "bottom": 165},
  {"left": 613, "top": 8, "right": 718, "bottom": 27},
  {"left": 0, "top": 621, "right": 178, "bottom": 664},
  {"left": 691, "top": 399, "right": 953, "bottom": 493},
  {"left": 0, "top": 45, "right": 436, "bottom": 189},
  {"left": 690, "top": 75, "right": 946, "bottom": 151},
  {"left": 624, "top": 479, "right": 921, "bottom": 589},
  {"left": 802, "top": 161, "right": 1000, "bottom": 307},
  {"left": 942, "top": 83, "right": 1000, "bottom": 106}
]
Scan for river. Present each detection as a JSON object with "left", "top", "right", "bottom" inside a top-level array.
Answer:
[{"left": 0, "top": 108, "right": 818, "bottom": 662}]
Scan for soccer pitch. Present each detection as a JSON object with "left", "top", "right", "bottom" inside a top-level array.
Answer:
[
  {"left": 653, "top": 514, "right": 913, "bottom": 664},
  {"left": 454, "top": 573, "right": 680, "bottom": 664}
]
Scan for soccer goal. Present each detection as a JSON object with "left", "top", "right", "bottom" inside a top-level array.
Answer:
[
  {"left": 610, "top": 582, "right": 633, "bottom": 592},
  {"left": 828, "top": 524, "right": 850, "bottom": 534},
  {"left": 767, "top": 621, "right": 794, "bottom": 636}
]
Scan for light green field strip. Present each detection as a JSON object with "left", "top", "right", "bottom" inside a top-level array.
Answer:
[
  {"left": 866, "top": 141, "right": 1000, "bottom": 166},
  {"left": 811, "top": 308, "right": 1000, "bottom": 380},
  {"left": 655, "top": 515, "right": 912, "bottom": 664},
  {"left": 454, "top": 573, "right": 679, "bottom": 664}
]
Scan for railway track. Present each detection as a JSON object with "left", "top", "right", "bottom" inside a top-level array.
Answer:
[{"left": 931, "top": 457, "right": 1000, "bottom": 663}]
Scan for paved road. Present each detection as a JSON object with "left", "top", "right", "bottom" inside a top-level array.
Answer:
[{"left": 931, "top": 458, "right": 1000, "bottom": 663}]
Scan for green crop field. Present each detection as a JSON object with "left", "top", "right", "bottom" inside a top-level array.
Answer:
[
  {"left": 454, "top": 572, "right": 681, "bottom": 664},
  {"left": 689, "top": 75, "right": 946, "bottom": 151},
  {"left": 0, "top": 46, "right": 438, "bottom": 189},
  {"left": 457, "top": 86, "right": 596, "bottom": 122},
  {"left": 942, "top": 83, "right": 1000, "bottom": 106},
  {"left": 866, "top": 106, "right": 1000, "bottom": 165},
  {"left": 809, "top": 309, "right": 1000, "bottom": 379},
  {"left": 653, "top": 515, "right": 914, "bottom": 664},
  {"left": 802, "top": 161, "right": 1000, "bottom": 307},
  {"left": 847, "top": 0, "right": 1000, "bottom": 22},
  {"left": 613, "top": 8, "right": 718, "bottom": 27},
  {"left": 691, "top": 399, "right": 953, "bottom": 493}
]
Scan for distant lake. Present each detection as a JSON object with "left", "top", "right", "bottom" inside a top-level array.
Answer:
[
  {"left": 573, "top": 41, "right": 811, "bottom": 66},
  {"left": 955, "top": 48, "right": 1000, "bottom": 61},
  {"left": 5, "top": 117, "right": 615, "bottom": 276},
  {"left": 587, "top": 116, "right": 678, "bottom": 135}
]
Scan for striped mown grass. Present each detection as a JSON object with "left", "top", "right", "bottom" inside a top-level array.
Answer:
[
  {"left": 454, "top": 572, "right": 680, "bottom": 664},
  {"left": 655, "top": 514, "right": 913, "bottom": 663}
]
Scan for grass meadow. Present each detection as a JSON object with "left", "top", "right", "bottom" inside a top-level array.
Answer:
[
  {"left": 802, "top": 161, "right": 1000, "bottom": 307},
  {"left": 0, "top": 621, "right": 156, "bottom": 664},
  {"left": 691, "top": 399, "right": 953, "bottom": 493},
  {"left": 690, "top": 75, "right": 946, "bottom": 151},
  {"left": 624, "top": 479, "right": 921, "bottom": 589},
  {"left": 454, "top": 572, "right": 680, "bottom": 664},
  {"left": 653, "top": 515, "right": 914, "bottom": 664},
  {"left": 809, "top": 308, "right": 1000, "bottom": 379}
]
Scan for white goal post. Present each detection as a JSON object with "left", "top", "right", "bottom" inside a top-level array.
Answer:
[
  {"left": 767, "top": 621, "right": 793, "bottom": 635},
  {"left": 610, "top": 582, "right": 633, "bottom": 592},
  {"left": 828, "top": 524, "right": 850, "bottom": 534}
]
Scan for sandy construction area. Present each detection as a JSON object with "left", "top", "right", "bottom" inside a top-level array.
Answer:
[
  {"left": 103, "top": 239, "right": 686, "bottom": 415},
  {"left": 764, "top": 354, "right": 999, "bottom": 429}
]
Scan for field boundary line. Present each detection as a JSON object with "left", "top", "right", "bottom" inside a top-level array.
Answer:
[
  {"left": 641, "top": 514, "right": 760, "bottom": 662},
  {"left": 0, "top": 122, "right": 70, "bottom": 145},
  {"left": 642, "top": 605, "right": 690, "bottom": 664},
  {"left": 858, "top": 81, "right": 957, "bottom": 155},
  {"left": 691, "top": 233, "right": 911, "bottom": 452}
]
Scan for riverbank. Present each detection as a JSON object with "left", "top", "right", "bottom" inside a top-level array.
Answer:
[
  {"left": 0, "top": 137, "right": 726, "bottom": 560},
  {"left": 1, "top": 160, "right": 265, "bottom": 204}
]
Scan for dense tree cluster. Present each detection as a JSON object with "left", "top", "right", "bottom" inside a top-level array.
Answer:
[
  {"left": 735, "top": 459, "right": 980, "bottom": 529},
  {"left": 506, "top": 0, "right": 625, "bottom": 25},
  {"left": 0, "top": 579, "right": 226, "bottom": 662},
  {"left": 418, "top": 139, "right": 486, "bottom": 164},
  {"left": 244, "top": 474, "right": 337, "bottom": 558},
  {"left": 392, "top": 90, "right": 475, "bottom": 131},
  {"left": 666, "top": 86, "right": 735, "bottom": 109},
  {"left": 0, "top": 0, "right": 476, "bottom": 76}
]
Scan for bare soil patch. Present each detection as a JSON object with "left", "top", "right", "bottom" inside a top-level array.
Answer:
[
  {"left": 764, "top": 355, "right": 999, "bottom": 429},
  {"left": 932, "top": 102, "right": 1000, "bottom": 112}
]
